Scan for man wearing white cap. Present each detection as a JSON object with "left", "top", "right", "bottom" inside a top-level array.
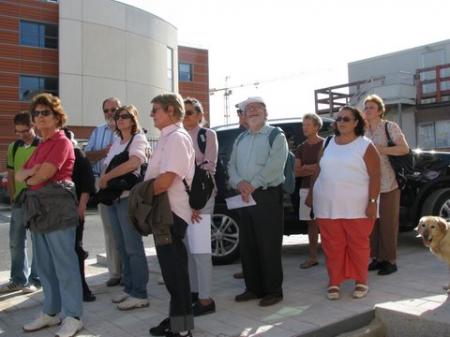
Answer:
[{"left": 228, "top": 97, "right": 288, "bottom": 306}]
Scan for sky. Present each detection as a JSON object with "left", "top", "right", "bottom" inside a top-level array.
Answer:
[{"left": 118, "top": 0, "right": 450, "bottom": 126}]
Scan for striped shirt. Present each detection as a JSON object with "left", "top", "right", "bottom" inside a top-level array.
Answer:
[{"left": 85, "top": 123, "right": 116, "bottom": 176}]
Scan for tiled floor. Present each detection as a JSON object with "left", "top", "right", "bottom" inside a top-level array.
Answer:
[{"left": 0, "top": 232, "right": 449, "bottom": 337}]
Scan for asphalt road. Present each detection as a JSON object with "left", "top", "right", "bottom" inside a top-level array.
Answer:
[{"left": 0, "top": 206, "right": 156, "bottom": 272}]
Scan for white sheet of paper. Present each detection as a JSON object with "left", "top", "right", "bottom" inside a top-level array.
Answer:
[
  {"left": 225, "top": 194, "right": 257, "bottom": 210},
  {"left": 187, "top": 214, "right": 212, "bottom": 254}
]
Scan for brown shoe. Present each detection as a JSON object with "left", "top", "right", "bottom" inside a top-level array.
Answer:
[
  {"left": 233, "top": 271, "right": 244, "bottom": 279},
  {"left": 259, "top": 294, "right": 283, "bottom": 307},
  {"left": 235, "top": 291, "right": 262, "bottom": 302}
]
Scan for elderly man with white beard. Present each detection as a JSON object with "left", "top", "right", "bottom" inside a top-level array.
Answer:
[{"left": 228, "top": 97, "right": 288, "bottom": 307}]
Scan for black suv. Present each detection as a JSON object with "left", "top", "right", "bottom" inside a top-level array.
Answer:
[{"left": 210, "top": 117, "right": 450, "bottom": 265}]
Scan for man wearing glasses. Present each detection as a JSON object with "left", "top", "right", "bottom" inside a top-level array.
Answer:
[
  {"left": 0, "top": 112, "right": 40, "bottom": 294},
  {"left": 228, "top": 97, "right": 288, "bottom": 307},
  {"left": 85, "top": 97, "right": 122, "bottom": 287}
]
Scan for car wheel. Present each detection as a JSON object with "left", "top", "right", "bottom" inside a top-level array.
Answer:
[
  {"left": 211, "top": 212, "right": 240, "bottom": 265},
  {"left": 421, "top": 188, "right": 450, "bottom": 221}
]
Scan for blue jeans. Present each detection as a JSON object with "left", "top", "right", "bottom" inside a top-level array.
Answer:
[
  {"left": 32, "top": 227, "right": 83, "bottom": 318},
  {"left": 9, "top": 206, "right": 39, "bottom": 286},
  {"left": 107, "top": 198, "right": 148, "bottom": 299}
]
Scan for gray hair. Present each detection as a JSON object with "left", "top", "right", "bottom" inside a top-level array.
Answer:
[{"left": 303, "top": 113, "right": 323, "bottom": 129}]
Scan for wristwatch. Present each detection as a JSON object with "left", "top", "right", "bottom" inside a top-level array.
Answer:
[{"left": 369, "top": 198, "right": 377, "bottom": 203}]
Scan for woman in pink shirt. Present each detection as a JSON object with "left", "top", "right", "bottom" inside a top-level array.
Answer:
[{"left": 17, "top": 93, "right": 83, "bottom": 337}]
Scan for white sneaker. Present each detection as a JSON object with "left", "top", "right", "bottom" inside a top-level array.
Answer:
[
  {"left": 55, "top": 317, "right": 83, "bottom": 337},
  {"left": 0, "top": 281, "right": 24, "bottom": 294},
  {"left": 117, "top": 296, "right": 149, "bottom": 311},
  {"left": 23, "top": 312, "right": 61, "bottom": 332},
  {"left": 22, "top": 284, "right": 39, "bottom": 294},
  {"left": 112, "top": 291, "right": 129, "bottom": 303}
]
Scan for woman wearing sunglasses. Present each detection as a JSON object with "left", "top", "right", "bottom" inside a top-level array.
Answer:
[
  {"left": 17, "top": 93, "right": 83, "bottom": 337},
  {"left": 99, "top": 105, "right": 150, "bottom": 311},
  {"left": 307, "top": 106, "right": 380, "bottom": 300}
]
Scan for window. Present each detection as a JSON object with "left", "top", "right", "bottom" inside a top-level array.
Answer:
[
  {"left": 20, "top": 20, "right": 58, "bottom": 49},
  {"left": 435, "top": 120, "right": 450, "bottom": 148},
  {"left": 417, "top": 123, "right": 435, "bottom": 149},
  {"left": 167, "top": 47, "right": 174, "bottom": 91},
  {"left": 20, "top": 75, "right": 58, "bottom": 101},
  {"left": 179, "top": 63, "right": 193, "bottom": 82}
]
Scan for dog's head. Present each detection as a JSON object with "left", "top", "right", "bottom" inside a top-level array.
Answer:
[{"left": 416, "top": 216, "right": 449, "bottom": 247}]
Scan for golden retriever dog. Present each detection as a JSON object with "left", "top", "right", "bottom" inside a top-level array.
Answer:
[{"left": 416, "top": 216, "right": 450, "bottom": 293}]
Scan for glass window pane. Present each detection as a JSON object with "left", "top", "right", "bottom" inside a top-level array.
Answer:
[
  {"left": 20, "top": 76, "right": 41, "bottom": 100},
  {"left": 435, "top": 120, "right": 450, "bottom": 148},
  {"left": 179, "top": 63, "right": 192, "bottom": 82},
  {"left": 417, "top": 123, "right": 435, "bottom": 149},
  {"left": 20, "top": 21, "right": 41, "bottom": 47}
]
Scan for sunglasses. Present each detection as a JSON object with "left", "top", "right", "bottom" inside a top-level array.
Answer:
[
  {"left": 335, "top": 116, "right": 354, "bottom": 123},
  {"left": 103, "top": 108, "right": 117, "bottom": 114},
  {"left": 185, "top": 110, "right": 196, "bottom": 116},
  {"left": 114, "top": 113, "right": 132, "bottom": 121},
  {"left": 15, "top": 128, "right": 30, "bottom": 134},
  {"left": 32, "top": 109, "right": 52, "bottom": 118}
]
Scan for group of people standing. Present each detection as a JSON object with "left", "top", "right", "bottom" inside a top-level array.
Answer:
[{"left": 0, "top": 90, "right": 408, "bottom": 337}]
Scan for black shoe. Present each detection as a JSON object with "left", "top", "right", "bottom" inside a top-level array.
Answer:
[
  {"left": 368, "top": 259, "right": 382, "bottom": 271},
  {"left": 149, "top": 317, "right": 170, "bottom": 336},
  {"left": 83, "top": 292, "right": 96, "bottom": 302},
  {"left": 378, "top": 261, "right": 398, "bottom": 275},
  {"left": 193, "top": 299, "right": 216, "bottom": 316},
  {"left": 235, "top": 291, "right": 262, "bottom": 302},
  {"left": 106, "top": 277, "right": 121, "bottom": 287},
  {"left": 191, "top": 292, "right": 199, "bottom": 303},
  {"left": 258, "top": 294, "right": 283, "bottom": 307},
  {"left": 165, "top": 331, "right": 192, "bottom": 337}
]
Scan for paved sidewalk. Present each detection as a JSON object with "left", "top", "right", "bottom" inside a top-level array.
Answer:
[{"left": 0, "top": 232, "right": 449, "bottom": 337}]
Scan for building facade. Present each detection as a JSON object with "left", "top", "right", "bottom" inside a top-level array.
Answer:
[
  {"left": 315, "top": 39, "right": 450, "bottom": 150},
  {"left": 0, "top": 0, "right": 210, "bottom": 170}
]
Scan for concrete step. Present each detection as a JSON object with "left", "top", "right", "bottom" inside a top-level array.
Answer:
[
  {"left": 336, "top": 318, "right": 386, "bottom": 337},
  {"left": 375, "top": 295, "right": 450, "bottom": 337}
]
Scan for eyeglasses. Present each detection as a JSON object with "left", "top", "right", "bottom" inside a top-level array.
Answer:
[
  {"left": 31, "top": 109, "right": 52, "bottom": 118},
  {"left": 185, "top": 110, "right": 196, "bottom": 116},
  {"left": 335, "top": 116, "right": 355, "bottom": 123},
  {"left": 15, "top": 128, "right": 30, "bottom": 134},
  {"left": 114, "top": 113, "right": 132, "bottom": 121},
  {"left": 245, "top": 104, "right": 264, "bottom": 113},
  {"left": 103, "top": 108, "right": 117, "bottom": 114}
]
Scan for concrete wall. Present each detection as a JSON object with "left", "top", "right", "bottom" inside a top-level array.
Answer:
[{"left": 59, "top": 0, "right": 178, "bottom": 137}]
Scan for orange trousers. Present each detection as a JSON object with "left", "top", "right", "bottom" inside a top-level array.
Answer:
[{"left": 316, "top": 218, "right": 375, "bottom": 286}]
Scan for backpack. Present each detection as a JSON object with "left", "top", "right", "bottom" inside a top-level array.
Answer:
[
  {"left": 183, "top": 128, "right": 215, "bottom": 210},
  {"left": 236, "top": 126, "right": 295, "bottom": 194}
]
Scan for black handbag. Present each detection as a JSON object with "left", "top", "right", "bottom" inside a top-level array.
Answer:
[
  {"left": 385, "top": 122, "right": 414, "bottom": 190},
  {"left": 93, "top": 134, "right": 142, "bottom": 205}
]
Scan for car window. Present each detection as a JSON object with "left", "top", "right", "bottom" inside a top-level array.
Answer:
[{"left": 273, "top": 122, "right": 304, "bottom": 151}]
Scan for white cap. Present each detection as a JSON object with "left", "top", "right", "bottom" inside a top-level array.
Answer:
[{"left": 239, "top": 96, "right": 266, "bottom": 112}]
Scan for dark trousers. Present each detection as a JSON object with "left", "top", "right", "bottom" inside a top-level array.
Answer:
[
  {"left": 156, "top": 214, "right": 194, "bottom": 333},
  {"left": 75, "top": 220, "right": 92, "bottom": 297},
  {"left": 239, "top": 185, "right": 284, "bottom": 296}
]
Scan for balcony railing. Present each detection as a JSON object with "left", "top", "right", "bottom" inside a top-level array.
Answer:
[{"left": 416, "top": 63, "right": 450, "bottom": 105}]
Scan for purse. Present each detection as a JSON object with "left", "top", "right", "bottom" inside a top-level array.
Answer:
[{"left": 384, "top": 121, "right": 414, "bottom": 190}]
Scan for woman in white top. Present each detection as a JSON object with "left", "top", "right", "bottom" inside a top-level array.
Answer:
[
  {"left": 363, "top": 94, "right": 410, "bottom": 276},
  {"left": 99, "top": 105, "right": 150, "bottom": 311},
  {"left": 147, "top": 94, "right": 195, "bottom": 337},
  {"left": 183, "top": 97, "right": 218, "bottom": 316},
  {"left": 307, "top": 106, "right": 380, "bottom": 300}
]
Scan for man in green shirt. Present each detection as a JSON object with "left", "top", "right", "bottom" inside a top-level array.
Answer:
[{"left": 0, "top": 112, "right": 40, "bottom": 294}]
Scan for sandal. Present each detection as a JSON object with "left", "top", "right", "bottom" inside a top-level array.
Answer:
[
  {"left": 352, "top": 283, "right": 369, "bottom": 299},
  {"left": 300, "top": 260, "right": 319, "bottom": 269},
  {"left": 327, "top": 285, "right": 340, "bottom": 300}
]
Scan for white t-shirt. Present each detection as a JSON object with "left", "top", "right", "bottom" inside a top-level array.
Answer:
[
  {"left": 313, "top": 136, "right": 375, "bottom": 219},
  {"left": 144, "top": 123, "right": 195, "bottom": 225}
]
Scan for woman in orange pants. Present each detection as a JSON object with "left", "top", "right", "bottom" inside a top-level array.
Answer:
[{"left": 307, "top": 106, "right": 380, "bottom": 300}]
